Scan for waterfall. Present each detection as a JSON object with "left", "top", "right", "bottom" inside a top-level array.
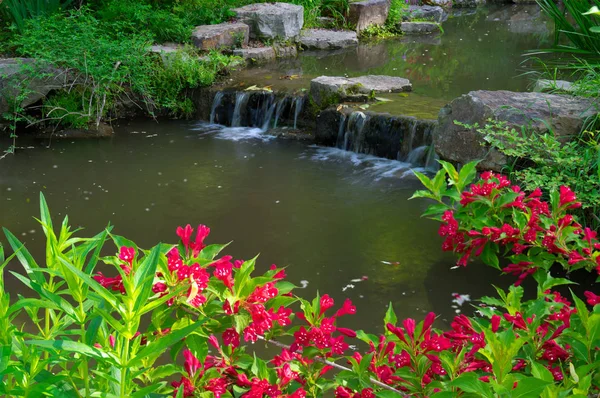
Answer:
[
  {"left": 424, "top": 145, "right": 439, "bottom": 170},
  {"left": 406, "top": 120, "right": 417, "bottom": 156},
  {"left": 231, "top": 92, "right": 250, "bottom": 127},
  {"left": 209, "top": 91, "right": 224, "bottom": 124},
  {"left": 342, "top": 112, "right": 368, "bottom": 152},
  {"left": 406, "top": 145, "right": 428, "bottom": 165},
  {"left": 273, "top": 97, "right": 287, "bottom": 129},
  {"left": 261, "top": 97, "right": 277, "bottom": 131},
  {"left": 335, "top": 114, "right": 347, "bottom": 149},
  {"left": 293, "top": 97, "right": 304, "bottom": 129}
]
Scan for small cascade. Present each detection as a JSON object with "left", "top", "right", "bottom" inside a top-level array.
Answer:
[
  {"left": 210, "top": 92, "right": 224, "bottom": 124},
  {"left": 231, "top": 92, "right": 250, "bottom": 127},
  {"left": 335, "top": 114, "right": 347, "bottom": 149},
  {"left": 342, "top": 112, "right": 368, "bottom": 152},
  {"left": 261, "top": 98, "right": 278, "bottom": 131},
  {"left": 424, "top": 145, "right": 439, "bottom": 170},
  {"left": 273, "top": 97, "right": 288, "bottom": 129},
  {"left": 405, "top": 120, "right": 418, "bottom": 156},
  {"left": 293, "top": 97, "right": 304, "bottom": 129},
  {"left": 406, "top": 145, "right": 428, "bottom": 165}
]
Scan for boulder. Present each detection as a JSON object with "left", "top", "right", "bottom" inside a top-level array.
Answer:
[
  {"left": 233, "top": 47, "right": 276, "bottom": 63},
  {"left": 37, "top": 122, "right": 115, "bottom": 139},
  {"left": 424, "top": 0, "right": 452, "bottom": 8},
  {"left": 348, "top": 0, "right": 390, "bottom": 33},
  {"left": 405, "top": 5, "right": 447, "bottom": 23},
  {"left": 533, "top": 79, "right": 575, "bottom": 94},
  {"left": 434, "top": 90, "right": 599, "bottom": 171},
  {"left": 150, "top": 44, "right": 188, "bottom": 65},
  {"left": 399, "top": 22, "right": 440, "bottom": 34},
  {"left": 191, "top": 23, "right": 249, "bottom": 51},
  {"left": 299, "top": 29, "right": 358, "bottom": 50},
  {"left": 452, "top": 0, "right": 486, "bottom": 7},
  {"left": 273, "top": 44, "right": 298, "bottom": 58},
  {"left": 310, "top": 75, "right": 411, "bottom": 107},
  {"left": 233, "top": 3, "right": 304, "bottom": 40},
  {"left": 0, "top": 58, "right": 71, "bottom": 117}
]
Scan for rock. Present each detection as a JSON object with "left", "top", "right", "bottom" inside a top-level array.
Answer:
[
  {"left": 233, "top": 3, "right": 304, "bottom": 40},
  {"left": 299, "top": 29, "right": 358, "bottom": 50},
  {"left": 191, "top": 23, "right": 249, "bottom": 51},
  {"left": 0, "top": 58, "right": 71, "bottom": 118},
  {"left": 273, "top": 44, "right": 298, "bottom": 58},
  {"left": 348, "top": 0, "right": 390, "bottom": 33},
  {"left": 423, "top": 0, "right": 452, "bottom": 8},
  {"left": 400, "top": 34, "right": 442, "bottom": 45},
  {"left": 316, "top": 107, "right": 345, "bottom": 145},
  {"left": 150, "top": 44, "right": 188, "bottom": 65},
  {"left": 534, "top": 79, "right": 575, "bottom": 94},
  {"left": 310, "top": 75, "right": 411, "bottom": 107},
  {"left": 405, "top": 5, "right": 447, "bottom": 23},
  {"left": 452, "top": 0, "right": 485, "bottom": 7},
  {"left": 233, "top": 47, "right": 276, "bottom": 63},
  {"left": 434, "top": 90, "right": 599, "bottom": 171},
  {"left": 317, "top": 17, "right": 336, "bottom": 28},
  {"left": 399, "top": 22, "right": 440, "bottom": 34}
]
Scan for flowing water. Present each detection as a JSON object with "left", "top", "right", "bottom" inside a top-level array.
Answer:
[
  {"left": 229, "top": 4, "right": 553, "bottom": 119},
  {"left": 0, "top": 4, "right": 545, "bottom": 331}
]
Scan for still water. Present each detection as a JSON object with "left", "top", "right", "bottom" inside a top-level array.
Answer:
[
  {"left": 229, "top": 4, "right": 553, "bottom": 118},
  {"left": 0, "top": 120, "right": 512, "bottom": 332}
]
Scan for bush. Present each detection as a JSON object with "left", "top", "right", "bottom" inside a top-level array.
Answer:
[
  {"left": 1, "top": 173, "right": 599, "bottom": 396},
  {"left": 465, "top": 119, "right": 600, "bottom": 229},
  {"left": 0, "top": 0, "right": 74, "bottom": 32}
]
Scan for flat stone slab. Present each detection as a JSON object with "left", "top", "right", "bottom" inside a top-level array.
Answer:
[
  {"left": 434, "top": 90, "right": 599, "bottom": 171},
  {"left": 273, "top": 44, "right": 298, "bottom": 58},
  {"left": 534, "top": 79, "right": 575, "bottom": 94},
  {"left": 299, "top": 29, "right": 358, "bottom": 50},
  {"left": 405, "top": 5, "right": 447, "bottom": 23},
  {"left": 233, "top": 2, "right": 304, "bottom": 40},
  {"left": 349, "top": 0, "right": 390, "bottom": 33},
  {"left": 191, "top": 23, "right": 249, "bottom": 51},
  {"left": 399, "top": 22, "right": 440, "bottom": 34},
  {"left": 233, "top": 47, "right": 276, "bottom": 63},
  {"left": 453, "top": 0, "right": 485, "bottom": 7},
  {"left": 310, "top": 75, "right": 411, "bottom": 107}
]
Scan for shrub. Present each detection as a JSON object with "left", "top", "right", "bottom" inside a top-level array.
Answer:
[
  {"left": 1, "top": 175, "right": 599, "bottom": 396},
  {"left": 0, "top": 0, "right": 74, "bottom": 32},
  {"left": 464, "top": 119, "right": 600, "bottom": 229}
]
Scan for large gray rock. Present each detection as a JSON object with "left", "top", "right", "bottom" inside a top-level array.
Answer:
[
  {"left": 399, "top": 22, "right": 440, "bottom": 34},
  {"left": 452, "top": 0, "right": 486, "bottom": 7},
  {"left": 533, "top": 79, "right": 575, "bottom": 94},
  {"left": 233, "top": 3, "right": 304, "bottom": 40},
  {"left": 434, "top": 90, "right": 599, "bottom": 171},
  {"left": 233, "top": 47, "right": 276, "bottom": 63},
  {"left": 273, "top": 44, "right": 298, "bottom": 58},
  {"left": 348, "top": 0, "right": 390, "bottom": 33},
  {"left": 0, "top": 58, "right": 71, "bottom": 117},
  {"left": 310, "top": 75, "right": 411, "bottom": 107},
  {"left": 191, "top": 23, "right": 249, "bottom": 50},
  {"left": 299, "top": 29, "right": 358, "bottom": 50},
  {"left": 405, "top": 5, "right": 447, "bottom": 23}
]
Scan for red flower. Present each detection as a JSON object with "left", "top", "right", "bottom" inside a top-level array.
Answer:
[
  {"left": 222, "top": 328, "right": 240, "bottom": 348},
  {"left": 172, "top": 377, "right": 194, "bottom": 397},
  {"left": 334, "top": 299, "right": 356, "bottom": 317},
  {"left": 183, "top": 349, "right": 201, "bottom": 377},
  {"left": 205, "top": 377, "right": 228, "bottom": 398},
  {"left": 559, "top": 186, "right": 581, "bottom": 209},
  {"left": 584, "top": 291, "right": 600, "bottom": 306},
  {"left": 503, "top": 312, "right": 528, "bottom": 331},
  {"left": 118, "top": 246, "right": 135, "bottom": 265},
  {"left": 491, "top": 315, "right": 501, "bottom": 333},
  {"left": 320, "top": 294, "right": 335, "bottom": 314},
  {"left": 329, "top": 335, "right": 349, "bottom": 355}
]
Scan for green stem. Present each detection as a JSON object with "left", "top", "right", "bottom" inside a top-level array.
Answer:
[
  {"left": 80, "top": 317, "right": 90, "bottom": 396},
  {"left": 120, "top": 337, "right": 130, "bottom": 397}
]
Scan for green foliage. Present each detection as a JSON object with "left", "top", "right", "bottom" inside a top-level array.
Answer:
[
  {"left": 387, "top": 0, "right": 409, "bottom": 25},
  {"left": 536, "top": 0, "right": 600, "bottom": 56},
  {"left": 0, "top": 0, "right": 74, "bottom": 32},
  {"left": 42, "top": 90, "right": 93, "bottom": 128},
  {"left": 472, "top": 119, "right": 600, "bottom": 228}
]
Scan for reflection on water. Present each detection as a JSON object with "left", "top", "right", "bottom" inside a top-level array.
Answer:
[
  {"left": 0, "top": 120, "right": 512, "bottom": 332},
  {"left": 229, "top": 4, "right": 552, "bottom": 119}
]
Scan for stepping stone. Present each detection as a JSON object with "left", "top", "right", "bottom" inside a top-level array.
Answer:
[
  {"left": 399, "top": 22, "right": 440, "bottom": 34},
  {"left": 405, "top": 5, "right": 447, "bottom": 23},
  {"left": 233, "top": 3, "right": 304, "bottom": 40},
  {"left": 348, "top": 0, "right": 390, "bottom": 33},
  {"left": 310, "top": 75, "right": 411, "bottom": 107},
  {"left": 191, "top": 23, "right": 249, "bottom": 51},
  {"left": 299, "top": 29, "right": 358, "bottom": 50},
  {"left": 233, "top": 47, "right": 276, "bottom": 63},
  {"left": 273, "top": 44, "right": 298, "bottom": 58}
]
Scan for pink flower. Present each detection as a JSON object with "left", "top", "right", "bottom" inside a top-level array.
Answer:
[
  {"left": 559, "top": 186, "right": 581, "bottom": 209},
  {"left": 205, "top": 377, "right": 228, "bottom": 398},
  {"left": 584, "top": 291, "right": 600, "bottom": 306},
  {"left": 334, "top": 299, "right": 356, "bottom": 317},
  {"left": 172, "top": 377, "right": 194, "bottom": 397},
  {"left": 320, "top": 294, "right": 335, "bottom": 314},
  {"left": 491, "top": 315, "right": 501, "bottom": 333},
  {"left": 118, "top": 247, "right": 135, "bottom": 265},
  {"left": 183, "top": 349, "right": 201, "bottom": 377},
  {"left": 329, "top": 335, "right": 349, "bottom": 355},
  {"left": 222, "top": 328, "right": 240, "bottom": 348}
]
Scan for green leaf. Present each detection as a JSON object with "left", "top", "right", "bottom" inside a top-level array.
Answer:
[
  {"left": 384, "top": 302, "right": 397, "bottom": 328},
  {"left": 199, "top": 243, "right": 230, "bottom": 260},
  {"left": 456, "top": 160, "right": 479, "bottom": 191},
  {"left": 275, "top": 281, "right": 296, "bottom": 295},
  {"left": 133, "top": 245, "right": 161, "bottom": 314},
  {"left": 60, "top": 259, "right": 120, "bottom": 310},
  {"left": 26, "top": 339, "right": 116, "bottom": 363},
  {"left": 3, "top": 228, "right": 44, "bottom": 285},
  {"left": 530, "top": 361, "right": 554, "bottom": 382},
  {"left": 480, "top": 243, "right": 499, "bottom": 269},
  {"left": 571, "top": 290, "right": 589, "bottom": 330},
  {"left": 39, "top": 192, "right": 54, "bottom": 233},
  {"left": 128, "top": 319, "right": 206, "bottom": 367},
  {"left": 511, "top": 377, "right": 552, "bottom": 398},
  {"left": 185, "top": 334, "right": 208, "bottom": 363},
  {"left": 448, "top": 372, "right": 494, "bottom": 398},
  {"left": 412, "top": 170, "right": 433, "bottom": 191}
]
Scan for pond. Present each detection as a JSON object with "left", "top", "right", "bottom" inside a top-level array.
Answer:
[{"left": 0, "top": 4, "right": 544, "bottom": 332}]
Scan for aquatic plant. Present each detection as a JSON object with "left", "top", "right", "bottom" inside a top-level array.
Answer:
[{"left": 0, "top": 181, "right": 598, "bottom": 396}]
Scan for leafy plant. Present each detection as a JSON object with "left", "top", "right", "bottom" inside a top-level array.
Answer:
[
  {"left": 463, "top": 119, "right": 600, "bottom": 228},
  {"left": 0, "top": 0, "right": 74, "bottom": 32}
]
